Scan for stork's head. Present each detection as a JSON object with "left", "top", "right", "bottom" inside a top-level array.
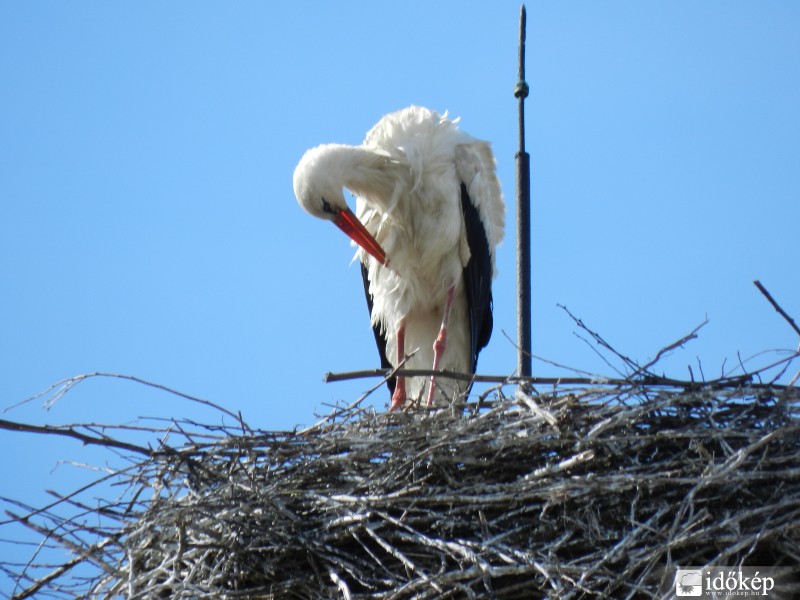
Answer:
[{"left": 293, "top": 144, "right": 387, "bottom": 266}]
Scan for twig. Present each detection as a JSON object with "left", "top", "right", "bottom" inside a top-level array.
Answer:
[
  {"left": 5, "top": 372, "right": 251, "bottom": 434},
  {"left": 0, "top": 462, "right": 143, "bottom": 527},
  {"left": 0, "top": 419, "right": 152, "bottom": 457},
  {"left": 8, "top": 554, "right": 84, "bottom": 600},
  {"left": 632, "top": 318, "right": 708, "bottom": 378},
  {"left": 754, "top": 279, "right": 800, "bottom": 337},
  {"left": 324, "top": 368, "right": 792, "bottom": 392},
  {"left": 558, "top": 304, "right": 642, "bottom": 375}
]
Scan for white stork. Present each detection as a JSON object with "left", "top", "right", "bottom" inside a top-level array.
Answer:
[{"left": 293, "top": 106, "right": 505, "bottom": 410}]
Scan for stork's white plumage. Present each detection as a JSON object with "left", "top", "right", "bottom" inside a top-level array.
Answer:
[{"left": 293, "top": 106, "right": 505, "bottom": 410}]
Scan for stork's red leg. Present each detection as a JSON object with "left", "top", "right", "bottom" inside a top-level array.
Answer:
[
  {"left": 389, "top": 321, "right": 407, "bottom": 411},
  {"left": 427, "top": 285, "right": 456, "bottom": 406}
]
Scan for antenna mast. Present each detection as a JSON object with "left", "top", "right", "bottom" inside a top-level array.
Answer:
[{"left": 514, "top": 4, "right": 532, "bottom": 378}]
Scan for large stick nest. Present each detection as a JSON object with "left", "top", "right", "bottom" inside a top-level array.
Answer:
[{"left": 3, "top": 375, "right": 799, "bottom": 599}]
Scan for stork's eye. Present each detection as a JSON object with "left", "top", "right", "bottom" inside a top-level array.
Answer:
[{"left": 321, "top": 198, "right": 336, "bottom": 215}]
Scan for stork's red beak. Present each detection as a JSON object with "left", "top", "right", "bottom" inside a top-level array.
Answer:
[{"left": 334, "top": 207, "right": 387, "bottom": 266}]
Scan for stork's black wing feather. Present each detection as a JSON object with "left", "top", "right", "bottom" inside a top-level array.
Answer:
[
  {"left": 460, "top": 182, "right": 494, "bottom": 374},
  {"left": 360, "top": 262, "right": 396, "bottom": 395}
]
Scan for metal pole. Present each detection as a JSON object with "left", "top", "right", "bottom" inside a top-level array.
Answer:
[{"left": 515, "top": 4, "right": 532, "bottom": 378}]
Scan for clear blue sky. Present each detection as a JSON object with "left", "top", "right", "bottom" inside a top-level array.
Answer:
[{"left": 1, "top": 2, "right": 798, "bottom": 590}]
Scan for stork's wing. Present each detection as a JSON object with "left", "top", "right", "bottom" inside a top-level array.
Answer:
[
  {"left": 455, "top": 141, "right": 503, "bottom": 374},
  {"left": 460, "top": 182, "right": 494, "bottom": 373},
  {"left": 360, "top": 262, "right": 396, "bottom": 395}
]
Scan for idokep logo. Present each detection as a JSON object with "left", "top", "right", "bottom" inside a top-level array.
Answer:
[
  {"left": 666, "top": 566, "right": 794, "bottom": 598},
  {"left": 675, "top": 569, "right": 703, "bottom": 596}
]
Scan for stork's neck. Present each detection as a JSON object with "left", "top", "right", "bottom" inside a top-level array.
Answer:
[{"left": 319, "top": 144, "right": 400, "bottom": 210}]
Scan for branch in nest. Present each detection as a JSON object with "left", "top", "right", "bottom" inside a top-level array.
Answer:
[
  {"left": 324, "top": 367, "right": 792, "bottom": 391},
  {"left": 0, "top": 419, "right": 152, "bottom": 457}
]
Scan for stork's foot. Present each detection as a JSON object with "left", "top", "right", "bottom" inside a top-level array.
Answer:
[
  {"left": 426, "top": 328, "right": 448, "bottom": 407},
  {"left": 390, "top": 377, "right": 407, "bottom": 411},
  {"left": 425, "top": 382, "right": 437, "bottom": 407}
]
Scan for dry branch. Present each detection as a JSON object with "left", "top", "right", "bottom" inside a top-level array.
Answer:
[
  {"left": 324, "top": 367, "right": 793, "bottom": 392},
  {"left": 754, "top": 279, "right": 800, "bottom": 338}
]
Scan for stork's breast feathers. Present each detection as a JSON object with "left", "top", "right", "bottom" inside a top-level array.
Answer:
[{"left": 352, "top": 106, "right": 505, "bottom": 327}]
